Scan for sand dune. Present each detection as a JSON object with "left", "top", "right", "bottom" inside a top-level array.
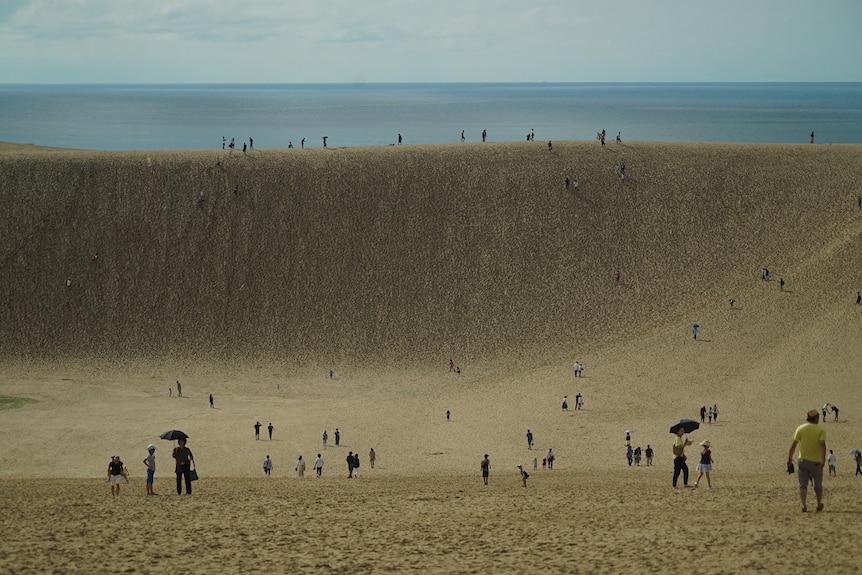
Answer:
[{"left": 2, "top": 141, "right": 862, "bottom": 573}]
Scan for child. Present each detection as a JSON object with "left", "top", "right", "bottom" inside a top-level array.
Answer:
[
  {"left": 143, "top": 444, "right": 158, "bottom": 495},
  {"left": 827, "top": 450, "right": 836, "bottom": 476},
  {"left": 694, "top": 440, "right": 714, "bottom": 490},
  {"left": 517, "top": 465, "right": 529, "bottom": 488}
]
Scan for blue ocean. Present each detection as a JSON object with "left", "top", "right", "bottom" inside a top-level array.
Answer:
[{"left": 1, "top": 83, "right": 861, "bottom": 151}]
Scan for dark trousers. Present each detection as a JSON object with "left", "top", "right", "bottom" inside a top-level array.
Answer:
[
  {"left": 176, "top": 463, "right": 192, "bottom": 495},
  {"left": 673, "top": 456, "right": 689, "bottom": 487}
]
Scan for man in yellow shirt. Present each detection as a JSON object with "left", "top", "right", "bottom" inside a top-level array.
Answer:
[{"left": 787, "top": 409, "right": 827, "bottom": 512}]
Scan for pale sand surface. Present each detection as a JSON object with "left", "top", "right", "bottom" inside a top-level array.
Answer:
[
  {"left": 2, "top": 141, "right": 862, "bottom": 573},
  {"left": 2, "top": 474, "right": 862, "bottom": 575}
]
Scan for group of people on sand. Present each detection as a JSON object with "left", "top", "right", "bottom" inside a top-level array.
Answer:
[
  {"left": 821, "top": 403, "right": 839, "bottom": 421},
  {"left": 254, "top": 421, "right": 275, "bottom": 440},
  {"left": 481, "top": 454, "right": 531, "bottom": 488},
  {"left": 262, "top": 454, "right": 322, "bottom": 478},
  {"left": 111, "top": 438, "right": 195, "bottom": 497},
  {"left": 699, "top": 404, "right": 719, "bottom": 424},
  {"left": 222, "top": 136, "right": 253, "bottom": 154},
  {"left": 624, "top": 432, "right": 653, "bottom": 467},
  {"left": 671, "top": 427, "right": 714, "bottom": 491}
]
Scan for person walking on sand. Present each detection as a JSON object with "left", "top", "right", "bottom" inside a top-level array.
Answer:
[
  {"left": 143, "top": 445, "right": 158, "bottom": 496},
  {"left": 692, "top": 323, "right": 699, "bottom": 340},
  {"left": 517, "top": 465, "right": 529, "bottom": 488},
  {"left": 346, "top": 451, "right": 355, "bottom": 478},
  {"left": 108, "top": 455, "right": 124, "bottom": 496},
  {"left": 694, "top": 440, "right": 714, "bottom": 490},
  {"left": 209, "top": 394, "right": 214, "bottom": 408},
  {"left": 857, "top": 292, "right": 861, "bottom": 305},
  {"left": 831, "top": 405, "right": 839, "bottom": 421},
  {"left": 295, "top": 455, "right": 306, "bottom": 478},
  {"left": 353, "top": 453, "right": 360, "bottom": 478},
  {"left": 672, "top": 427, "right": 692, "bottom": 490},
  {"left": 176, "top": 380, "right": 182, "bottom": 397},
  {"left": 322, "top": 429, "right": 328, "bottom": 448},
  {"left": 315, "top": 454, "right": 324, "bottom": 477},
  {"left": 335, "top": 428, "right": 340, "bottom": 446},
  {"left": 562, "top": 395, "right": 568, "bottom": 411},
  {"left": 787, "top": 409, "right": 827, "bottom": 512},
  {"left": 575, "top": 392, "right": 583, "bottom": 410},
  {"left": 855, "top": 450, "right": 862, "bottom": 476},
  {"left": 626, "top": 445, "right": 633, "bottom": 466},
  {"left": 263, "top": 455, "right": 273, "bottom": 477},
  {"left": 481, "top": 454, "right": 490, "bottom": 485},
  {"left": 172, "top": 438, "right": 194, "bottom": 495},
  {"left": 254, "top": 421, "right": 261, "bottom": 440},
  {"left": 645, "top": 445, "right": 654, "bottom": 466},
  {"left": 369, "top": 448, "right": 376, "bottom": 468},
  {"left": 526, "top": 429, "right": 534, "bottom": 450},
  {"left": 827, "top": 450, "right": 836, "bottom": 476},
  {"left": 268, "top": 422, "right": 274, "bottom": 440}
]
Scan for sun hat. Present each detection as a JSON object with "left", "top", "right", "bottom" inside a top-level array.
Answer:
[
  {"left": 147, "top": 444, "right": 157, "bottom": 450},
  {"left": 807, "top": 409, "right": 819, "bottom": 419},
  {"left": 699, "top": 440, "right": 711, "bottom": 447}
]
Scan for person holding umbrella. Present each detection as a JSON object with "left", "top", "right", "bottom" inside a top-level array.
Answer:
[
  {"left": 851, "top": 449, "right": 862, "bottom": 476},
  {"left": 670, "top": 420, "right": 696, "bottom": 489},
  {"left": 173, "top": 437, "right": 195, "bottom": 495}
]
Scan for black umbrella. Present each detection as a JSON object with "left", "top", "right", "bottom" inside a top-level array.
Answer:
[
  {"left": 160, "top": 429, "right": 189, "bottom": 441},
  {"left": 669, "top": 419, "right": 700, "bottom": 434}
]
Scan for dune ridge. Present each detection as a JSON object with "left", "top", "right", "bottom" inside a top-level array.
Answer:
[{"left": 2, "top": 141, "right": 861, "bottom": 366}]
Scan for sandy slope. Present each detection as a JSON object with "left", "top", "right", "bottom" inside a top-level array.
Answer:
[{"left": 2, "top": 141, "right": 862, "bottom": 573}]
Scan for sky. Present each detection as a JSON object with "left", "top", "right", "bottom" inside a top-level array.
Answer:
[{"left": 1, "top": 0, "right": 860, "bottom": 83}]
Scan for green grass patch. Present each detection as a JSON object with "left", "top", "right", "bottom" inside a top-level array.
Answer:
[{"left": 0, "top": 396, "right": 36, "bottom": 410}]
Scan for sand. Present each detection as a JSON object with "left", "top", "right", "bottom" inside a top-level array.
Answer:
[{"left": 2, "top": 140, "right": 862, "bottom": 573}]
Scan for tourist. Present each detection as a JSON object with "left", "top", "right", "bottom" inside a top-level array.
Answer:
[
  {"left": 173, "top": 438, "right": 194, "bottom": 495},
  {"left": 481, "top": 454, "right": 490, "bottom": 485},
  {"left": 672, "top": 427, "right": 692, "bottom": 489},
  {"left": 787, "top": 409, "right": 826, "bottom": 512},
  {"left": 107, "top": 455, "right": 124, "bottom": 496},
  {"left": 694, "top": 440, "right": 713, "bottom": 490},
  {"left": 143, "top": 445, "right": 158, "bottom": 496}
]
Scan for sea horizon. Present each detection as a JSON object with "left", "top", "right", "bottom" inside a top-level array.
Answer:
[{"left": 2, "top": 82, "right": 861, "bottom": 150}]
